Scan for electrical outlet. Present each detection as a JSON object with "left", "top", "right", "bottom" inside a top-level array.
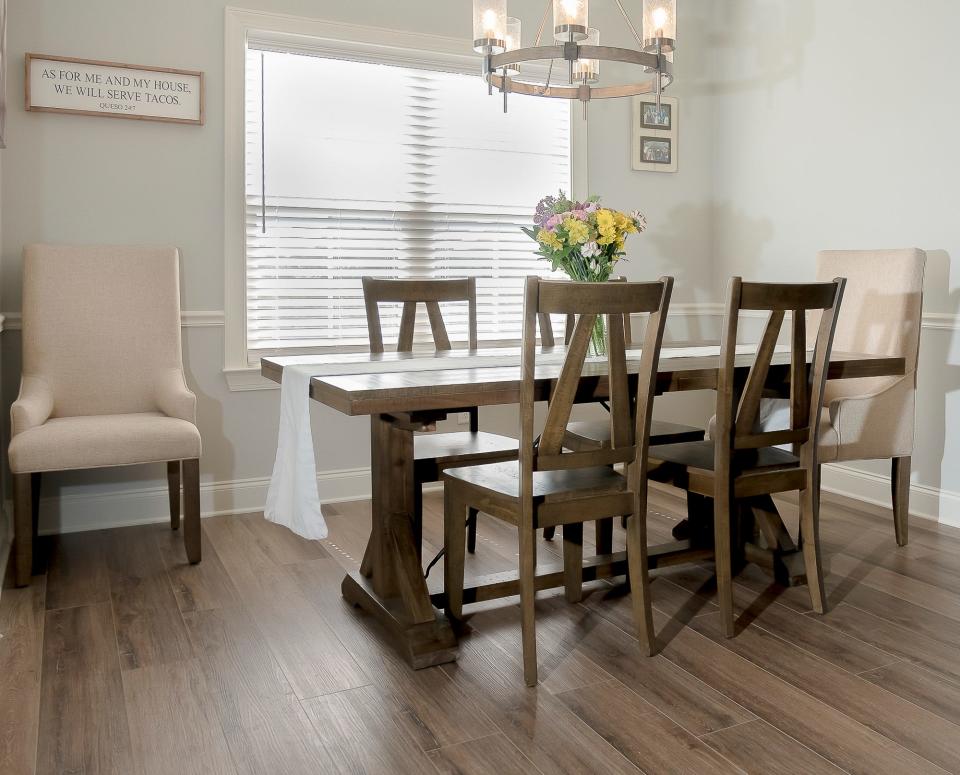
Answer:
[{"left": 457, "top": 412, "right": 470, "bottom": 425}]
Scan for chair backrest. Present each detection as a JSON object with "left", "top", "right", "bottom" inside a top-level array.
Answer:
[
  {"left": 713, "top": 278, "right": 845, "bottom": 470},
  {"left": 520, "top": 276, "right": 673, "bottom": 494},
  {"left": 21, "top": 244, "right": 185, "bottom": 418},
  {"left": 538, "top": 276, "right": 633, "bottom": 347},
  {"left": 815, "top": 249, "right": 925, "bottom": 400},
  {"left": 361, "top": 277, "right": 477, "bottom": 354}
]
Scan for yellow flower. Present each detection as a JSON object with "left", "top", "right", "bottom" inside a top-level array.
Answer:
[
  {"left": 595, "top": 209, "right": 616, "bottom": 246},
  {"left": 537, "top": 228, "right": 562, "bottom": 250},
  {"left": 614, "top": 211, "right": 637, "bottom": 235},
  {"left": 595, "top": 208, "right": 615, "bottom": 233},
  {"left": 563, "top": 218, "right": 590, "bottom": 245}
]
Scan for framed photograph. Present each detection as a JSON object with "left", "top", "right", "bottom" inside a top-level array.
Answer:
[
  {"left": 25, "top": 53, "right": 204, "bottom": 125},
  {"left": 639, "top": 100, "right": 671, "bottom": 130},
  {"left": 639, "top": 136, "right": 672, "bottom": 165},
  {"left": 632, "top": 95, "right": 677, "bottom": 173}
]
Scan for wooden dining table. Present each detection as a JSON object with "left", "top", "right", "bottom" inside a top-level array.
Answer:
[{"left": 262, "top": 346, "right": 905, "bottom": 669}]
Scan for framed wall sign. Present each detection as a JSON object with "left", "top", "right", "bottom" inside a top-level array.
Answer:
[
  {"left": 632, "top": 96, "right": 677, "bottom": 173},
  {"left": 25, "top": 54, "right": 204, "bottom": 125}
]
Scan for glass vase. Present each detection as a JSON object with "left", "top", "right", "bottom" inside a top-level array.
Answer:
[{"left": 588, "top": 315, "right": 607, "bottom": 357}]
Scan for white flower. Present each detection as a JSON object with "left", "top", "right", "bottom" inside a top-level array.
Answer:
[
  {"left": 582, "top": 241, "right": 601, "bottom": 258},
  {"left": 631, "top": 210, "right": 648, "bottom": 231}
]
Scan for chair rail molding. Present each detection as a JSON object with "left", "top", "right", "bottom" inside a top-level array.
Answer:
[{"left": 0, "top": 310, "right": 225, "bottom": 330}]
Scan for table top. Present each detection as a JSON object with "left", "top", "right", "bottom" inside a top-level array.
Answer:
[{"left": 262, "top": 346, "right": 905, "bottom": 418}]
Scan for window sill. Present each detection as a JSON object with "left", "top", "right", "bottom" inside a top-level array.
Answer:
[{"left": 224, "top": 366, "right": 279, "bottom": 392}]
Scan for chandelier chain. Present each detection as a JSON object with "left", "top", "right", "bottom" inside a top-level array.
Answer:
[{"left": 613, "top": 0, "right": 646, "bottom": 48}]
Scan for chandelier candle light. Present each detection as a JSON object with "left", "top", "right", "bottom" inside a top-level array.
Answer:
[{"left": 472, "top": 0, "right": 676, "bottom": 116}]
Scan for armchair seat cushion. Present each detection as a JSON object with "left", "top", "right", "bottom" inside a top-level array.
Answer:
[{"left": 9, "top": 412, "right": 201, "bottom": 474}]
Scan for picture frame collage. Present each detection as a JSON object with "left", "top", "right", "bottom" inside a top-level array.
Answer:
[{"left": 631, "top": 95, "right": 677, "bottom": 173}]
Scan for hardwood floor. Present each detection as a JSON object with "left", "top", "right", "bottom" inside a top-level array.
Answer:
[{"left": 3, "top": 488, "right": 960, "bottom": 774}]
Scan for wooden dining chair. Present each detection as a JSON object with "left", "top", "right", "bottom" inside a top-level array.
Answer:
[
  {"left": 443, "top": 275, "right": 674, "bottom": 685},
  {"left": 647, "top": 277, "right": 846, "bottom": 637},
  {"left": 361, "top": 277, "right": 519, "bottom": 555},
  {"left": 538, "top": 284, "right": 704, "bottom": 551}
]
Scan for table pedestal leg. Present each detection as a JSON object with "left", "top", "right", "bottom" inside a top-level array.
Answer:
[{"left": 341, "top": 414, "right": 457, "bottom": 668}]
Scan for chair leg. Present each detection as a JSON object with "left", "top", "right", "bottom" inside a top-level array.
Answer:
[
  {"left": 182, "top": 459, "right": 202, "bottom": 564},
  {"left": 800, "top": 468, "right": 827, "bottom": 614},
  {"left": 714, "top": 492, "right": 735, "bottom": 638},
  {"left": 519, "top": 522, "right": 538, "bottom": 686},
  {"left": 626, "top": 512, "right": 656, "bottom": 656},
  {"left": 562, "top": 523, "right": 583, "bottom": 603},
  {"left": 443, "top": 488, "right": 467, "bottom": 621},
  {"left": 542, "top": 525, "right": 556, "bottom": 541},
  {"left": 892, "top": 456, "right": 911, "bottom": 547},
  {"left": 413, "top": 484, "right": 424, "bottom": 563},
  {"left": 13, "top": 474, "right": 33, "bottom": 588},
  {"left": 595, "top": 517, "right": 613, "bottom": 555},
  {"left": 167, "top": 460, "right": 181, "bottom": 531},
  {"left": 467, "top": 508, "right": 478, "bottom": 554}
]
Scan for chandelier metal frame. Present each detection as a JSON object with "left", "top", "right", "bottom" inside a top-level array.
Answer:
[{"left": 479, "top": 0, "right": 675, "bottom": 113}]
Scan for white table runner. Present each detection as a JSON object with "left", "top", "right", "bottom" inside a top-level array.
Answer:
[{"left": 265, "top": 344, "right": 783, "bottom": 538}]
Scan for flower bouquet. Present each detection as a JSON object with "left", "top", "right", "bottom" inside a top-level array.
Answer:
[{"left": 522, "top": 191, "right": 647, "bottom": 355}]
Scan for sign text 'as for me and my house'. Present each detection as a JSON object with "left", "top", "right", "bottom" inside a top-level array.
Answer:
[{"left": 25, "top": 54, "right": 204, "bottom": 125}]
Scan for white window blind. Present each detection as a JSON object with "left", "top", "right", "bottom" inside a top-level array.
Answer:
[{"left": 244, "top": 46, "right": 570, "bottom": 357}]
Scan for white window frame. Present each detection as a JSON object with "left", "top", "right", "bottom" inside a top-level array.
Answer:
[{"left": 223, "top": 7, "right": 588, "bottom": 390}]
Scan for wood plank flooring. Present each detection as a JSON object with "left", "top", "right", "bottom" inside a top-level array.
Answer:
[{"left": 3, "top": 487, "right": 960, "bottom": 774}]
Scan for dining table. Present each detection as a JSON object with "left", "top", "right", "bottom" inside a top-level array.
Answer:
[{"left": 262, "top": 345, "right": 905, "bottom": 669}]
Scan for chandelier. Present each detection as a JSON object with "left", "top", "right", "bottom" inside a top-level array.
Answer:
[{"left": 472, "top": 0, "right": 676, "bottom": 116}]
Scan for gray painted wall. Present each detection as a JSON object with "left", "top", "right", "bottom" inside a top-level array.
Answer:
[{"left": 2, "top": 1, "right": 717, "bottom": 531}]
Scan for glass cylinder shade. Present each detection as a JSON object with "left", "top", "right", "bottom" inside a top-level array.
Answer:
[
  {"left": 473, "top": 0, "right": 507, "bottom": 53},
  {"left": 553, "top": 0, "right": 589, "bottom": 41},
  {"left": 573, "top": 28, "right": 599, "bottom": 83},
  {"left": 504, "top": 17, "right": 522, "bottom": 74},
  {"left": 642, "top": 0, "right": 677, "bottom": 50}
]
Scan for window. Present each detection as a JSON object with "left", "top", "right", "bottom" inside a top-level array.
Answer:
[{"left": 242, "top": 45, "right": 571, "bottom": 358}]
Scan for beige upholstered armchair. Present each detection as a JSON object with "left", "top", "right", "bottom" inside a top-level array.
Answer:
[
  {"left": 9, "top": 244, "right": 202, "bottom": 587},
  {"left": 709, "top": 249, "right": 927, "bottom": 546},
  {"left": 811, "top": 249, "right": 926, "bottom": 545}
]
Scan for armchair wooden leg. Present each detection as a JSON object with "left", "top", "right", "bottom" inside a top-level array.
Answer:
[
  {"left": 626, "top": 511, "right": 656, "bottom": 656},
  {"left": 167, "top": 461, "right": 181, "bottom": 531},
  {"left": 519, "top": 522, "right": 538, "bottom": 687},
  {"left": 714, "top": 492, "right": 735, "bottom": 638},
  {"left": 182, "top": 459, "right": 202, "bottom": 564},
  {"left": 562, "top": 522, "right": 583, "bottom": 603},
  {"left": 892, "top": 456, "right": 911, "bottom": 547},
  {"left": 443, "top": 488, "right": 467, "bottom": 621},
  {"left": 13, "top": 474, "right": 33, "bottom": 588},
  {"left": 542, "top": 525, "right": 556, "bottom": 541},
  {"left": 800, "top": 468, "right": 827, "bottom": 614},
  {"left": 466, "top": 508, "right": 478, "bottom": 554}
]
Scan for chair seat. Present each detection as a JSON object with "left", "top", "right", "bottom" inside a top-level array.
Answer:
[
  {"left": 443, "top": 460, "right": 626, "bottom": 502},
  {"left": 9, "top": 412, "right": 202, "bottom": 474},
  {"left": 414, "top": 431, "right": 518, "bottom": 465},
  {"left": 565, "top": 419, "right": 705, "bottom": 449},
  {"left": 649, "top": 440, "right": 799, "bottom": 472}
]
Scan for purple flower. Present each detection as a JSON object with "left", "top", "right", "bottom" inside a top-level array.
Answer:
[
  {"left": 534, "top": 195, "right": 558, "bottom": 227},
  {"left": 544, "top": 213, "right": 563, "bottom": 230}
]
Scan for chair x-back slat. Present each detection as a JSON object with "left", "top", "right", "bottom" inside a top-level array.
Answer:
[{"left": 362, "top": 277, "right": 477, "bottom": 354}]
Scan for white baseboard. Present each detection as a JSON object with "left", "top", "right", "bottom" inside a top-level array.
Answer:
[
  {"left": 1, "top": 462, "right": 956, "bottom": 540},
  {"left": 820, "top": 462, "right": 960, "bottom": 529},
  {"left": 21, "top": 467, "right": 372, "bottom": 536}
]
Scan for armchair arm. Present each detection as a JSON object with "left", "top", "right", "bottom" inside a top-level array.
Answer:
[
  {"left": 155, "top": 368, "right": 198, "bottom": 423},
  {"left": 827, "top": 376, "right": 915, "bottom": 461},
  {"left": 11, "top": 376, "right": 54, "bottom": 437}
]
